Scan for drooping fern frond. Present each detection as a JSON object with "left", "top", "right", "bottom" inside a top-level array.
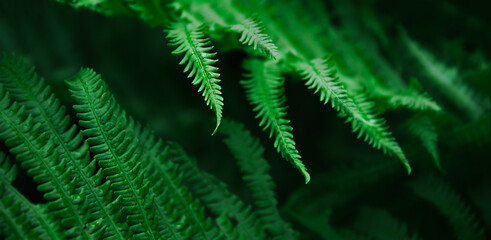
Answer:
[
  {"left": 166, "top": 21, "right": 224, "bottom": 134},
  {"left": 0, "top": 152, "right": 62, "bottom": 240},
  {"left": 0, "top": 86, "right": 92, "bottom": 239},
  {"left": 66, "top": 68, "right": 162, "bottom": 240},
  {"left": 354, "top": 207, "right": 421, "bottom": 240},
  {"left": 406, "top": 115, "right": 440, "bottom": 169},
  {"left": 408, "top": 175, "right": 485, "bottom": 240},
  {"left": 241, "top": 59, "right": 310, "bottom": 183},
  {"left": 0, "top": 53, "right": 129, "bottom": 240},
  {"left": 220, "top": 119, "right": 298, "bottom": 240},
  {"left": 402, "top": 33, "right": 488, "bottom": 120},
  {"left": 294, "top": 57, "right": 411, "bottom": 173},
  {"left": 231, "top": 16, "right": 280, "bottom": 60}
]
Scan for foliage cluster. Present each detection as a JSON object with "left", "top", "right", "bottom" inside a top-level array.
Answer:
[{"left": 0, "top": 0, "right": 490, "bottom": 239}]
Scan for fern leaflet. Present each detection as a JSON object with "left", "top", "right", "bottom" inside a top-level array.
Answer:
[
  {"left": 241, "top": 59, "right": 310, "bottom": 183},
  {"left": 166, "top": 21, "right": 224, "bottom": 134}
]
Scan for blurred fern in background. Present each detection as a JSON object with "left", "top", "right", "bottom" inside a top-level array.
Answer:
[{"left": 0, "top": 0, "right": 490, "bottom": 239}]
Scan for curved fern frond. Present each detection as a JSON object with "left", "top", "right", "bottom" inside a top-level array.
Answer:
[
  {"left": 0, "top": 53, "right": 129, "bottom": 240},
  {"left": 408, "top": 175, "right": 485, "bottom": 240},
  {"left": 241, "top": 59, "right": 310, "bottom": 183},
  {"left": 220, "top": 119, "right": 298, "bottom": 240},
  {"left": 166, "top": 21, "right": 224, "bottom": 134},
  {"left": 402, "top": 33, "right": 487, "bottom": 119},
  {"left": 66, "top": 68, "right": 161, "bottom": 240},
  {"left": 406, "top": 115, "right": 440, "bottom": 169},
  {"left": 231, "top": 16, "right": 280, "bottom": 60},
  {"left": 0, "top": 152, "right": 63, "bottom": 240},
  {"left": 0, "top": 87, "right": 92, "bottom": 239},
  {"left": 168, "top": 142, "right": 266, "bottom": 240},
  {"left": 294, "top": 57, "right": 411, "bottom": 174}
]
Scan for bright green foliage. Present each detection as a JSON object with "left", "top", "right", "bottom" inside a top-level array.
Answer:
[
  {"left": 0, "top": 53, "right": 299, "bottom": 240},
  {"left": 1, "top": 0, "right": 490, "bottom": 239},
  {"left": 167, "top": 21, "right": 224, "bottom": 135},
  {"left": 409, "top": 175, "right": 485, "bottom": 240},
  {"left": 231, "top": 16, "right": 280, "bottom": 60},
  {"left": 241, "top": 59, "right": 309, "bottom": 183},
  {"left": 294, "top": 57, "right": 411, "bottom": 174},
  {"left": 67, "top": 69, "right": 163, "bottom": 239}
]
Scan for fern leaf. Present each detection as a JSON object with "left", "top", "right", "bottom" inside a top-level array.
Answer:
[
  {"left": 66, "top": 68, "right": 161, "bottom": 240},
  {"left": 0, "top": 153, "right": 63, "bottom": 240},
  {"left": 220, "top": 119, "right": 298, "bottom": 239},
  {"left": 241, "top": 59, "right": 310, "bottom": 183},
  {"left": 406, "top": 115, "right": 440, "bottom": 169},
  {"left": 232, "top": 16, "right": 280, "bottom": 60},
  {"left": 294, "top": 57, "right": 411, "bottom": 174},
  {"left": 409, "top": 175, "right": 485, "bottom": 240},
  {"left": 0, "top": 86, "right": 92, "bottom": 239},
  {"left": 168, "top": 142, "right": 266, "bottom": 240},
  {"left": 166, "top": 21, "right": 224, "bottom": 134},
  {"left": 0, "top": 53, "right": 130, "bottom": 240},
  {"left": 403, "top": 34, "right": 487, "bottom": 119}
]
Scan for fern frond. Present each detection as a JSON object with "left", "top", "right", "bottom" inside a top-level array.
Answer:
[
  {"left": 124, "top": 118, "right": 225, "bottom": 240},
  {"left": 168, "top": 142, "right": 264, "bottom": 239},
  {"left": 0, "top": 53, "right": 129, "bottom": 240},
  {"left": 354, "top": 207, "right": 421, "bottom": 240},
  {"left": 0, "top": 86, "right": 92, "bottom": 239},
  {"left": 408, "top": 175, "right": 485, "bottom": 240},
  {"left": 402, "top": 34, "right": 487, "bottom": 119},
  {"left": 220, "top": 119, "right": 298, "bottom": 239},
  {"left": 0, "top": 152, "right": 62, "bottom": 240},
  {"left": 241, "top": 59, "right": 310, "bottom": 183},
  {"left": 232, "top": 16, "right": 280, "bottom": 60},
  {"left": 294, "top": 57, "right": 411, "bottom": 174},
  {"left": 66, "top": 68, "right": 161, "bottom": 240},
  {"left": 166, "top": 21, "right": 224, "bottom": 134},
  {"left": 406, "top": 115, "right": 440, "bottom": 169}
]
